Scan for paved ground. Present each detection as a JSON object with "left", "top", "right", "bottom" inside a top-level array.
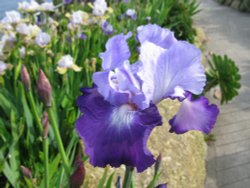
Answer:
[{"left": 195, "top": 0, "right": 250, "bottom": 187}]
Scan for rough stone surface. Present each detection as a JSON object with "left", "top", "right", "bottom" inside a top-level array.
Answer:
[{"left": 83, "top": 100, "right": 207, "bottom": 188}]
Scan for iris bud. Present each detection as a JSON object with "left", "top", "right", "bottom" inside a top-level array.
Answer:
[{"left": 37, "top": 69, "right": 52, "bottom": 107}]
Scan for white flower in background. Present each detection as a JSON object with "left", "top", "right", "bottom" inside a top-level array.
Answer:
[
  {"left": 18, "top": 1, "right": 30, "bottom": 11},
  {"left": 20, "top": 46, "right": 26, "bottom": 58},
  {"left": 0, "top": 23, "right": 13, "bottom": 32},
  {"left": 16, "top": 23, "right": 41, "bottom": 40},
  {"left": 56, "top": 55, "right": 82, "bottom": 74},
  {"left": 92, "top": 0, "right": 108, "bottom": 16},
  {"left": 35, "top": 32, "right": 51, "bottom": 47},
  {"left": 71, "top": 11, "right": 89, "bottom": 25},
  {"left": 0, "top": 61, "right": 8, "bottom": 75},
  {"left": 28, "top": 24, "right": 41, "bottom": 37},
  {"left": 47, "top": 17, "right": 58, "bottom": 35},
  {"left": 125, "top": 9, "right": 137, "bottom": 20},
  {"left": 1, "top": 11, "right": 21, "bottom": 24},
  {"left": 0, "top": 34, "right": 16, "bottom": 58},
  {"left": 18, "top": 0, "right": 41, "bottom": 12},
  {"left": 16, "top": 23, "right": 30, "bottom": 35},
  {"left": 0, "top": 61, "right": 12, "bottom": 75},
  {"left": 41, "top": 2, "right": 55, "bottom": 12}
]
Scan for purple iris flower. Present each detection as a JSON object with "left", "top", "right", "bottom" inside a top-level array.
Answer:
[
  {"left": 101, "top": 20, "right": 114, "bottom": 35},
  {"left": 155, "top": 184, "right": 167, "bottom": 188},
  {"left": 64, "top": 0, "right": 73, "bottom": 4},
  {"left": 76, "top": 24, "right": 219, "bottom": 172},
  {"left": 125, "top": 9, "right": 137, "bottom": 20},
  {"left": 78, "top": 33, "right": 87, "bottom": 40}
]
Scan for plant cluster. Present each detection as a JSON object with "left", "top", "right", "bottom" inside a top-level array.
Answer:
[{"left": 0, "top": 0, "right": 229, "bottom": 187}]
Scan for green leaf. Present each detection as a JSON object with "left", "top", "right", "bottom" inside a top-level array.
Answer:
[
  {"left": 105, "top": 171, "right": 115, "bottom": 188},
  {"left": 97, "top": 167, "right": 108, "bottom": 188}
]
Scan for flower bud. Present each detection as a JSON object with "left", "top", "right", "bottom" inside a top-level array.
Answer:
[
  {"left": 21, "top": 64, "right": 31, "bottom": 91},
  {"left": 20, "top": 165, "right": 32, "bottom": 179},
  {"left": 70, "top": 155, "right": 85, "bottom": 188},
  {"left": 41, "top": 111, "right": 49, "bottom": 138},
  {"left": 154, "top": 154, "right": 162, "bottom": 175},
  {"left": 37, "top": 69, "right": 52, "bottom": 107}
]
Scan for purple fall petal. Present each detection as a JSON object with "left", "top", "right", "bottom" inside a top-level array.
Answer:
[
  {"left": 100, "top": 32, "right": 132, "bottom": 70},
  {"left": 155, "top": 184, "right": 167, "bottom": 188},
  {"left": 76, "top": 87, "right": 162, "bottom": 172},
  {"left": 137, "top": 24, "right": 177, "bottom": 49},
  {"left": 169, "top": 94, "right": 219, "bottom": 134}
]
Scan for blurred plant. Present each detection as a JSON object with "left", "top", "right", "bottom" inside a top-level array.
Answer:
[
  {"left": 204, "top": 54, "right": 241, "bottom": 104},
  {"left": 164, "top": 0, "right": 200, "bottom": 43}
]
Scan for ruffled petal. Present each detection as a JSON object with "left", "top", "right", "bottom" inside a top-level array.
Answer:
[
  {"left": 92, "top": 71, "right": 130, "bottom": 106},
  {"left": 93, "top": 61, "right": 145, "bottom": 107},
  {"left": 138, "top": 41, "right": 206, "bottom": 105},
  {"left": 76, "top": 87, "right": 162, "bottom": 172},
  {"left": 137, "top": 24, "right": 177, "bottom": 49},
  {"left": 100, "top": 32, "right": 132, "bottom": 70},
  {"left": 169, "top": 94, "right": 219, "bottom": 134}
]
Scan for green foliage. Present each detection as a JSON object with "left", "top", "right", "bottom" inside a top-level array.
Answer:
[
  {"left": 107, "top": 0, "right": 199, "bottom": 43},
  {"left": 163, "top": 0, "right": 200, "bottom": 43},
  {"left": 204, "top": 133, "right": 216, "bottom": 142},
  {"left": 205, "top": 54, "right": 241, "bottom": 104},
  {"left": 0, "top": 0, "right": 200, "bottom": 186}
]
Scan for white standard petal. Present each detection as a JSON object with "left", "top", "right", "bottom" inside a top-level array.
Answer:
[
  {"left": 92, "top": 0, "right": 108, "bottom": 16},
  {"left": 58, "top": 55, "right": 74, "bottom": 68},
  {"left": 138, "top": 41, "right": 206, "bottom": 105}
]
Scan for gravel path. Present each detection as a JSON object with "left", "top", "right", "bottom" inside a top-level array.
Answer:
[{"left": 195, "top": 0, "right": 250, "bottom": 187}]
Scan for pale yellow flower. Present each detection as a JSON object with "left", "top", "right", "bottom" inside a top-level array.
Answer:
[
  {"left": 56, "top": 55, "right": 82, "bottom": 74},
  {"left": 0, "top": 61, "right": 12, "bottom": 75}
]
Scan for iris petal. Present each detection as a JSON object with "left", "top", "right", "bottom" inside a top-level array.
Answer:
[
  {"left": 93, "top": 61, "right": 145, "bottom": 107},
  {"left": 100, "top": 32, "right": 132, "bottom": 70},
  {"left": 169, "top": 94, "right": 219, "bottom": 134},
  {"left": 76, "top": 87, "right": 162, "bottom": 172},
  {"left": 138, "top": 41, "right": 206, "bottom": 105},
  {"left": 93, "top": 70, "right": 130, "bottom": 106},
  {"left": 137, "top": 24, "right": 176, "bottom": 49}
]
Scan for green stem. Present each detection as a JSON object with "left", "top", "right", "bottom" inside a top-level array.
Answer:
[
  {"left": 47, "top": 107, "right": 70, "bottom": 175},
  {"left": 43, "top": 137, "right": 49, "bottom": 188},
  {"left": 122, "top": 166, "right": 134, "bottom": 188},
  {"left": 27, "top": 91, "right": 43, "bottom": 133}
]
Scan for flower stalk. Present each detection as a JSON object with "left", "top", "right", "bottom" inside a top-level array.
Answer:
[
  {"left": 21, "top": 65, "right": 43, "bottom": 133},
  {"left": 37, "top": 69, "right": 70, "bottom": 175},
  {"left": 42, "top": 112, "right": 49, "bottom": 188},
  {"left": 27, "top": 91, "right": 43, "bottom": 134},
  {"left": 47, "top": 107, "right": 70, "bottom": 175},
  {"left": 122, "top": 166, "right": 134, "bottom": 188}
]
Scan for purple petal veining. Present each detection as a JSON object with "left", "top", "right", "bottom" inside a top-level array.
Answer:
[
  {"left": 76, "top": 87, "right": 162, "bottom": 172},
  {"left": 169, "top": 94, "right": 219, "bottom": 134}
]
